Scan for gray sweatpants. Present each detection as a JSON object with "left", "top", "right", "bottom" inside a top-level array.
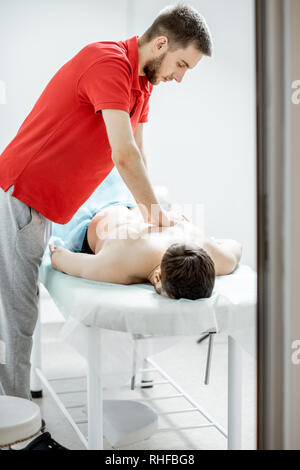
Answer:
[{"left": 0, "top": 185, "right": 52, "bottom": 399}]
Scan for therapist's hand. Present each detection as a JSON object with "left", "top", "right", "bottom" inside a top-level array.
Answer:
[{"left": 151, "top": 208, "right": 186, "bottom": 227}]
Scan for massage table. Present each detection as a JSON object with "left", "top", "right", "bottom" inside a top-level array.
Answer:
[{"left": 31, "top": 247, "right": 256, "bottom": 450}]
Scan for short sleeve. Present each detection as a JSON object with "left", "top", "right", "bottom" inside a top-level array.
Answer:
[
  {"left": 139, "top": 92, "right": 151, "bottom": 123},
  {"left": 77, "top": 57, "right": 132, "bottom": 114}
]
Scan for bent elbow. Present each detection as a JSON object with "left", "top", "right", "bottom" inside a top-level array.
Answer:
[
  {"left": 112, "top": 144, "right": 140, "bottom": 168},
  {"left": 113, "top": 155, "right": 129, "bottom": 169}
]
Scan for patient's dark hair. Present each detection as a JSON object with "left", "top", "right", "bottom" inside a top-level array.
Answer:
[
  {"left": 139, "top": 2, "right": 213, "bottom": 56},
  {"left": 160, "top": 243, "right": 215, "bottom": 300}
]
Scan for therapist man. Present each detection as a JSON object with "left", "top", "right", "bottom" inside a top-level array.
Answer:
[{"left": 0, "top": 3, "right": 212, "bottom": 449}]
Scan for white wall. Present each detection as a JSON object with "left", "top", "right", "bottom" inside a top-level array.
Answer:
[
  {"left": 133, "top": 0, "right": 256, "bottom": 268},
  {"left": 0, "top": 0, "right": 128, "bottom": 148},
  {"left": 0, "top": 0, "right": 256, "bottom": 268}
]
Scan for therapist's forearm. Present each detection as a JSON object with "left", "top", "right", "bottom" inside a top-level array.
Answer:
[
  {"left": 140, "top": 148, "right": 147, "bottom": 169},
  {"left": 113, "top": 146, "right": 159, "bottom": 220}
]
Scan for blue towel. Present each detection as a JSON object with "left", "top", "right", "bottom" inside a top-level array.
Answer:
[{"left": 52, "top": 166, "right": 137, "bottom": 252}]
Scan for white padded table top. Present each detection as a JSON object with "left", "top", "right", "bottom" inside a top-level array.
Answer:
[{"left": 40, "top": 254, "right": 256, "bottom": 356}]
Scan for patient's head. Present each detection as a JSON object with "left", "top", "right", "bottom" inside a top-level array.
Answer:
[{"left": 153, "top": 243, "right": 215, "bottom": 300}]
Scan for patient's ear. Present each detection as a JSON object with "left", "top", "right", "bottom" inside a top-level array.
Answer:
[{"left": 153, "top": 266, "right": 162, "bottom": 283}]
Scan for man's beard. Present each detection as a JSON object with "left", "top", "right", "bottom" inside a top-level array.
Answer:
[{"left": 143, "top": 52, "right": 167, "bottom": 85}]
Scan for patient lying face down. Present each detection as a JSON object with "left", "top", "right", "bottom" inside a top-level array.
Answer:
[{"left": 50, "top": 205, "right": 243, "bottom": 300}]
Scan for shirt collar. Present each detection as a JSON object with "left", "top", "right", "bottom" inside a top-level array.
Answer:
[{"left": 126, "top": 35, "right": 152, "bottom": 94}]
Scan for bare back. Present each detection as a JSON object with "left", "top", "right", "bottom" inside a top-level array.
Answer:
[
  {"left": 86, "top": 205, "right": 206, "bottom": 283},
  {"left": 51, "top": 205, "right": 242, "bottom": 284}
]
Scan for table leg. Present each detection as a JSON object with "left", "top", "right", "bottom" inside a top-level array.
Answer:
[
  {"left": 228, "top": 335, "right": 243, "bottom": 450},
  {"left": 87, "top": 326, "right": 103, "bottom": 450}
]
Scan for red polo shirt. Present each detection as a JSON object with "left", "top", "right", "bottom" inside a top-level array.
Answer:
[{"left": 0, "top": 36, "right": 153, "bottom": 224}]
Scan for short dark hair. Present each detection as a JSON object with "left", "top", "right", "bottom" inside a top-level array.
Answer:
[
  {"left": 160, "top": 243, "right": 215, "bottom": 300},
  {"left": 140, "top": 2, "right": 213, "bottom": 56}
]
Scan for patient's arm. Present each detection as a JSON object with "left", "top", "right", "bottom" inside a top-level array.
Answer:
[
  {"left": 50, "top": 247, "right": 92, "bottom": 278},
  {"left": 202, "top": 238, "right": 243, "bottom": 276},
  {"left": 50, "top": 245, "right": 131, "bottom": 284}
]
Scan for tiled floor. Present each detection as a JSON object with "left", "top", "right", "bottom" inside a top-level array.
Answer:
[{"left": 35, "top": 286, "right": 256, "bottom": 450}]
